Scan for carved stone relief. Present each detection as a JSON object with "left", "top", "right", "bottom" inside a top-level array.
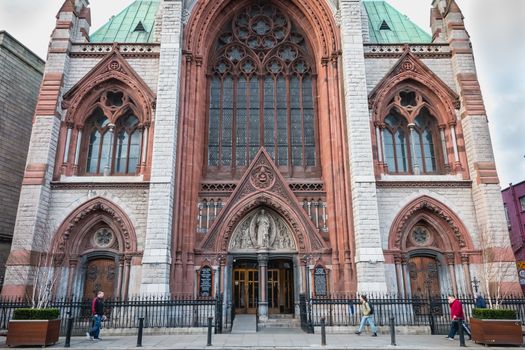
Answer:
[{"left": 229, "top": 209, "right": 296, "bottom": 252}]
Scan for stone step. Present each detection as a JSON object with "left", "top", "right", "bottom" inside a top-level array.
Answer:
[
  {"left": 259, "top": 317, "right": 301, "bottom": 328},
  {"left": 231, "top": 314, "right": 256, "bottom": 334}
]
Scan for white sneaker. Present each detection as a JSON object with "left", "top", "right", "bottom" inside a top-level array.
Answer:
[{"left": 86, "top": 332, "right": 92, "bottom": 340}]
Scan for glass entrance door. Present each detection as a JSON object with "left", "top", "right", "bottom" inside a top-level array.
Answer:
[
  {"left": 233, "top": 268, "right": 259, "bottom": 314},
  {"left": 268, "top": 259, "right": 294, "bottom": 314}
]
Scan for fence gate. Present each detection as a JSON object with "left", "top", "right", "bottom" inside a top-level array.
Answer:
[{"left": 299, "top": 294, "right": 313, "bottom": 333}]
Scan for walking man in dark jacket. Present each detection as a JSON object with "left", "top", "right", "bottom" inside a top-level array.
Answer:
[{"left": 86, "top": 291, "right": 106, "bottom": 341}]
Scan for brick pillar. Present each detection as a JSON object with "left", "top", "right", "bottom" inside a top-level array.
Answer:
[
  {"left": 139, "top": 0, "right": 183, "bottom": 295},
  {"left": 339, "top": 0, "right": 387, "bottom": 293},
  {"left": 2, "top": 0, "right": 90, "bottom": 297},
  {"left": 437, "top": 0, "right": 520, "bottom": 292}
]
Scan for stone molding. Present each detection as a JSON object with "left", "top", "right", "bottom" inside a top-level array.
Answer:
[
  {"left": 52, "top": 196, "right": 138, "bottom": 265},
  {"left": 364, "top": 44, "right": 452, "bottom": 59},
  {"left": 388, "top": 195, "right": 473, "bottom": 252},
  {"left": 62, "top": 47, "right": 156, "bottom": 127},
  {"left": 70, "top": 43, "right": 160, "bottom": 58},
  {"left": 184, "top": 0, "right": 340, "bottom": 61},
  {"left": 376, "top": 180, "right": 471, "bottom": 188},
  {"left": 199, "top": 148, "right": 327, "bottom": 254},
  {"left": 368, "top": 49, "right": 460, "bottom": 125}
]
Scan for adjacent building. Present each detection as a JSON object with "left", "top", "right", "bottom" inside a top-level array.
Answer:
[
  {"left": 2, "top": 0, "right": 519, "bottom": 321},
  {"left": 502, "top": 181, "right": 525, "bottom": 294},
  {"left": 0, "top": 31, "right": 44, "bottom": 291}
]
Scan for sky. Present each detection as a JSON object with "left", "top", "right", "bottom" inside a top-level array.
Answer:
[{"left": 0, "top": 0, "right": 523, "bottom": 186}]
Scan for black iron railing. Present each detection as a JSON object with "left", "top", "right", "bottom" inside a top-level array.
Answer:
[
  {"left": 304, "top": 294, "right": 525, "bottom": 335},
  {"left": 2, "top": 294, "right": 525, "bottom": 336},
  {"left": 0, "top": 295, "right": 218, "bottom": 336}
]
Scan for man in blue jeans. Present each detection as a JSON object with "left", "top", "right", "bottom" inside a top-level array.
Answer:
[
  {"left": 355, "top": 295, "right": 378, "bottom": 336},
  {"left": 86, "top": 291, "right": 106, "bottom": 341}
]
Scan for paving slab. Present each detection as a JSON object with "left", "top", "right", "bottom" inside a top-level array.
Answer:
[{"left": 1, "top": 332, "right": 523, "bottom": 349}]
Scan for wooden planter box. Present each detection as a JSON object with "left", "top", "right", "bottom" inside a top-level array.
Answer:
[
  {"left": 6, "top": 319, "right": 61, "bottom": 347},
  {"left": 471, "top": 318, "right": 523, "bottom": 346}
]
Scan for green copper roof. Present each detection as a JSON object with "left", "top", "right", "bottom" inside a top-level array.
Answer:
[
  {"left": 363, "top": 1, "right": 432, "bottom": 44},
  {"left": 89, "top": 0, "right": 430, "bottom": 45},
  {"left": 90, "top": 0, "right": 160, "bottom": 43}
]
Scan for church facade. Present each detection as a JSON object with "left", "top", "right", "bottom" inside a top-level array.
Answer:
[{"left": 3, "top": 0, "right": 520, "bottom": 318}]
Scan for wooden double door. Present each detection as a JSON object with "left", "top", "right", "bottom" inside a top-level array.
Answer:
[
  {"left": 408, "top": 256, "right": 442, "bottom": 316},
  {"left": 408, "top": 256, "right": 441, "bottom": 297},
  {"left": 233, "top": 260, "right": 294, "bottom": 315},
  {"left": 83, "top": 258, "right": 116, "bottom": 299}
]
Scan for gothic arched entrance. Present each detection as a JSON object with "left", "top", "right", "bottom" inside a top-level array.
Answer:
[{"left": 228, "top": 208, "right": 298, "bottom": 317}]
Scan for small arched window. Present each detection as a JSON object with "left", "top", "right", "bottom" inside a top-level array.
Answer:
[
  {"left": 380, "top": 89, "right": 444, "bottom": 175},
  {"left": 115, "top": 115, "right": 142, "bottom": 174},
  {"left": 82, "top": 90, "right": 143, "bottom": 176},
  {"left": 413, "top": 108, "right": 437, "bottom": 174},
  {"left": 383, "top": 110, "right": 409, "bottom": 173},
  {"left": 86, "top": 109, "right": 111, "bottom": 174}
]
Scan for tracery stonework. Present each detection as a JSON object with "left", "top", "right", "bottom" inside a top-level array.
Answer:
[
  {"left": 229, "top": 208, "right": 296, "bottom": 251},
  {"left": 250, "top": 165, "right": 275, "bottom": 189}
]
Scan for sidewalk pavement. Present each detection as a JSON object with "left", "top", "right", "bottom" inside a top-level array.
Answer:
[{"left": 2, "top": 332, "right": 522, "bottom": 350}]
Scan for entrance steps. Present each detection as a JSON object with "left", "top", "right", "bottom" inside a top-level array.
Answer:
[
  {"left": 259, "top": 314, "right": 301, "bottom": 329},
  {"left": 231, "top": 315, "right": 257, "bottom": 334}
]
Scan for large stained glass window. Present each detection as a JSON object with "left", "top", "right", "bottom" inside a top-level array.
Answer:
[{"left": 207, "top": 4, "right": 318, "bottom": 177}]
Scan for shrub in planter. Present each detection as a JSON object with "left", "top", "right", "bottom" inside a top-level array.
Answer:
[
  {"left": 12, "top": 308, "right": 60, "bottom": 320},
  {"left": 471, "top": 308, "right": 522, "bottom": 346},
  {"left": 472, "top": 308, "right": 516, "bottom": 320},
  {"left": 6, "top": 308, "right": 61, "bottom": 347}
]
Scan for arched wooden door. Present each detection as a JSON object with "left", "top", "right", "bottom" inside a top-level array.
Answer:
[{"left": 83, "top": 258, "right": 116, "bottom": 299}]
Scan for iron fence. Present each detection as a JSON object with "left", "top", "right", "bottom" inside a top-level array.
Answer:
[
  {"left": 301, "top": 294, "right": 525, "bottom": 335},
  {"left": 2, "top": 294, "right": 525, "bottom": 336},
  {"left": 0, "top": 295, "right": 219, "bottom": 336}
]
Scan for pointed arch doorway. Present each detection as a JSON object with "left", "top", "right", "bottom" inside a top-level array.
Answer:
[{"left": 229, "top": 207, "right": 298, "bottom": 318}]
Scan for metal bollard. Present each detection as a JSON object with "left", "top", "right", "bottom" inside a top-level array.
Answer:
[
  {"left": 458, "top": 320, "right": 465, "bottom": 347},
  {"left": 321, "top": 317, "right": 326, "bottom": 346},
  {"left": 389, "top": 316, "right": 396, "bottom": 346},
  {"left": 64, "top": 316, "right": 74, "bottom": 348},
  {"left": 207, "top": 317, "right": 213, "bottom": 346},
  {"left": 137, "top": 317, "right": 144, "bottom": 347}
]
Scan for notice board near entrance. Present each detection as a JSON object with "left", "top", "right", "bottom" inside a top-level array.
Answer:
[
  {"left": 199, "top": 266, "right": 213, "bottom": 297},
  {"left": 314, "top": 265, "right": 327, "bottom": 296}
]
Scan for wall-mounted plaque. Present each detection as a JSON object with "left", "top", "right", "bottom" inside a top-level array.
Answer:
[
  {"left": 314, "top": 266, "right": 327, "bottom": 296},
  {"left": 199, "top": 266, "right": 213, "bottom": 297}
]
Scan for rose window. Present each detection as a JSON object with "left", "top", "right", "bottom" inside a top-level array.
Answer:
[
  {"left": 411, "top": 226, "right": 431, "bottom": 246},
  {"left": 94, "top": 228, "right": 115, "bottom": 248}
]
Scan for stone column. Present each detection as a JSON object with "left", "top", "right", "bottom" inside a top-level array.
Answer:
[
  {"left": 103, "top": 123, "right": 115, "bottom": 176},
  {"left": 447, "top": 253, "right": 458, "bottom": 296},
  {"left": 140, "top": 0, "right": 184, "bottom": 295},
  {"left": 461, "top": 254, "right": 472, "bottom": 295},
  {"left": 339, "top": 0, "right": 387, "bottom": 292},
  {"left": 394, "top": 255, "right": 404, "bottom": 297},
  {"left": 258, "top": 253, "right": 268, "bottom": 320}
]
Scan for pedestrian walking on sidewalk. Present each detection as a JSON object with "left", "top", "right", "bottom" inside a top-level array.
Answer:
[
  {"left": 355, "top": 295, "right": 378, "bottom": 337},
  {"left": 474, "top": 292, "right": 487, "bottom": 309},
  {"left": 86, "top": 291, "right": 106, "bottom": 341},
  {"left": 445, "top": 294, "right": 470, "bottom": 340}
]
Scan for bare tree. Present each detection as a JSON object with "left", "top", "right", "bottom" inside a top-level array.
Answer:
[
  {"left": 5, "top": 220, "right": 60, "bottom": 308},
  {"left": 477, "top": 225, "right": 515, "bottom": 309}
]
